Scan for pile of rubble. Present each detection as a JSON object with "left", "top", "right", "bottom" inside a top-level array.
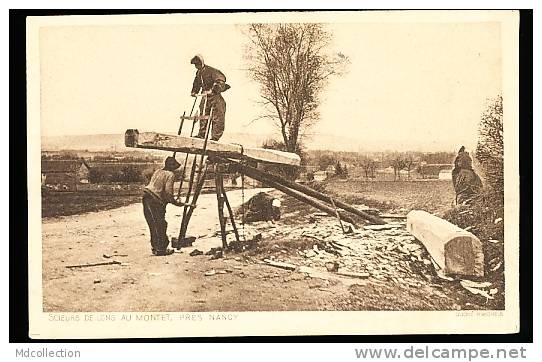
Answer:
[
  {"left": 291, "top": 216, "right": 433, "bottom": 286},
  {"left": 219, "top": 213, "right": 432, "bottom": 286}
]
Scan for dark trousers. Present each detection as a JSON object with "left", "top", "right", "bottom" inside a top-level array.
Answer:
[
  {"left": 197, "top": 94, "right": 226, "bottom": 141},
  {"left": 142, "top": 192, "right": 169, "bottom": 252}
]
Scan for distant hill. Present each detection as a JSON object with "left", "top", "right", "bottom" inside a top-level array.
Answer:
[
  {"left": 41, "top": 132, "right": 446, "bottom": 153},
  {"left": 302, "top": 133, "right": 367, "bottom": 152},
  {"left": 41, "top": 132, "right": 276, "bottom": 152},
  {"left": 42, "top": 134, "right": 126, "bottom": 152}
]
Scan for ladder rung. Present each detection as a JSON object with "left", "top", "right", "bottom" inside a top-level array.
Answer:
[{"left": 180, "top": 115, "right": 210, "bottom": 121}]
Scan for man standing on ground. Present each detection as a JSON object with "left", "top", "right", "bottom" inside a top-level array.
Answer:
[
  {"left": 190, "top": 54, "right": 230, "bottom": 141},
  {"left": 143, "top": 156, "right": 186, "bottom": 256}
]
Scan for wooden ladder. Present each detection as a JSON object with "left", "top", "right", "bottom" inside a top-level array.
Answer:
[{"left": 173, "top": 94, "right": 240, "bottom": 249}]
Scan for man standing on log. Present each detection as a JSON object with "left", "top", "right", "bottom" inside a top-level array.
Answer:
[
  {"left": 190, "top": 54, "right": 230, "bottom": 141},
  {"left": 143, "top": 157, "right": 187, "bottom": 256},
  {"left": 452, "top": 146, "right": 483, "bottom": 205}
]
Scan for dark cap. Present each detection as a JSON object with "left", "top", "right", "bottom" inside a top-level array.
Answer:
[{"left": 164, "top": 156, "right": 181, "bottom": 170}]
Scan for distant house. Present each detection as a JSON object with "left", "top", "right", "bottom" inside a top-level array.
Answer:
[
  {"left": 296, "top": 166, "right": 318, "bottom": 182},
  {"left": 313, "top": 170, "right": 328, "bottom": 182},
  {"left": 226, "top": 175, "right": 261, "bottom": 188},
  {"left": 41, "top": 159, "right": 90, "bottom": 191},
  {"left": 438, "top": 169, "right": 453, "bottom": 180},
  {"left": 418, "top": 164, "right": 453, "bottom": 179},
  {"left": 325, "top": 165, "right": 336, "bottom": 176},
  {"left": 88, "top": 162, "right": 159, "bottom": 172},
  {"left": 296, "top": 171, "right": 314, "bottom": 182},
  {"left": 303, "top": 165, "right": 319, "bottom": 173}
]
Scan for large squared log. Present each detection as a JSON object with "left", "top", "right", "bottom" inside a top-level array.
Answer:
[
  {"left": 406, "top": 210, "right": 484, "bottom": 277},
  {"left": 125, "top": 129, "right": 301, "bottom": 166}
]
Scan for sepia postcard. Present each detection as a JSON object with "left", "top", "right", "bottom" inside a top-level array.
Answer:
[{"left": 26, "top": 10, "right": 520, "bottom": 338}]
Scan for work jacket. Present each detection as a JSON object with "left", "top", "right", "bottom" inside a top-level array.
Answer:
[{"left": 191, "top": 65, "right": 230, "bottom": 95}]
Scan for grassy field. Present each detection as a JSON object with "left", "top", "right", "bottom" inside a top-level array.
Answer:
[
  {"left": 43, "top": 179, "right": 456, "bottom": 218},
  {"left": 42, "top": 184, "right": 245, "bottom": 218},
  {"left": 323, "top": 179, "right": 456, "bottom": 215},
  {"left": 42, "top": 192, "right": 142, "bottom": 218}
]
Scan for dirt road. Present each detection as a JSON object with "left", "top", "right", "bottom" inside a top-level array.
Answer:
[{"left": 43, "top": 189, "right": 347, "bottom": 312}]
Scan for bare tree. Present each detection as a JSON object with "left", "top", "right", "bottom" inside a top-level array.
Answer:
[
  {"left": 476, "top": 95, "right": 503, "bottom": 196},
  {"left": 416, "top": 162, "right": 427, "bottom": 179},
  {"left": 368, "top": 160, "right": 377, "bottom": 179},
  {"left": 244, "top": 23, "right": 349, "bottom": 153},
  {"left": 317, "top": 153, "right": 336, "bottom": 171},
  {"left": 360, "top": 156, "right": 377, "bottom": 179},
  {"left": 403, "top": 154, "right": 415, "bottom": 180},
  {"left": 359, "top": 156, "right": 371, "bottom": 179},
  {"left": 335, "top": 160, "right": 348, "bottom": 179},
  {"left": 391, "top": 156, "right": 406, "bottom": 181}
]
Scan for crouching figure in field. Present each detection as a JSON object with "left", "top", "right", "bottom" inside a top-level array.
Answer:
[
  {"left": 452, "top": 146, "right": 483, "bottom": 205},
  {"left": 239, "top": 192, "right": 281, "bottom": 223}
]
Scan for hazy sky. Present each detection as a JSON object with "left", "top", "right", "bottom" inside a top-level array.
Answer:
[{"left": 39, "top": 20, "right": 501, "bottom": 152}]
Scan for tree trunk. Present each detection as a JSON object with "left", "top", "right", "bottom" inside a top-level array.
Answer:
[{"left": 406, "top": 210, "right": 484, "bottom": 277}]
